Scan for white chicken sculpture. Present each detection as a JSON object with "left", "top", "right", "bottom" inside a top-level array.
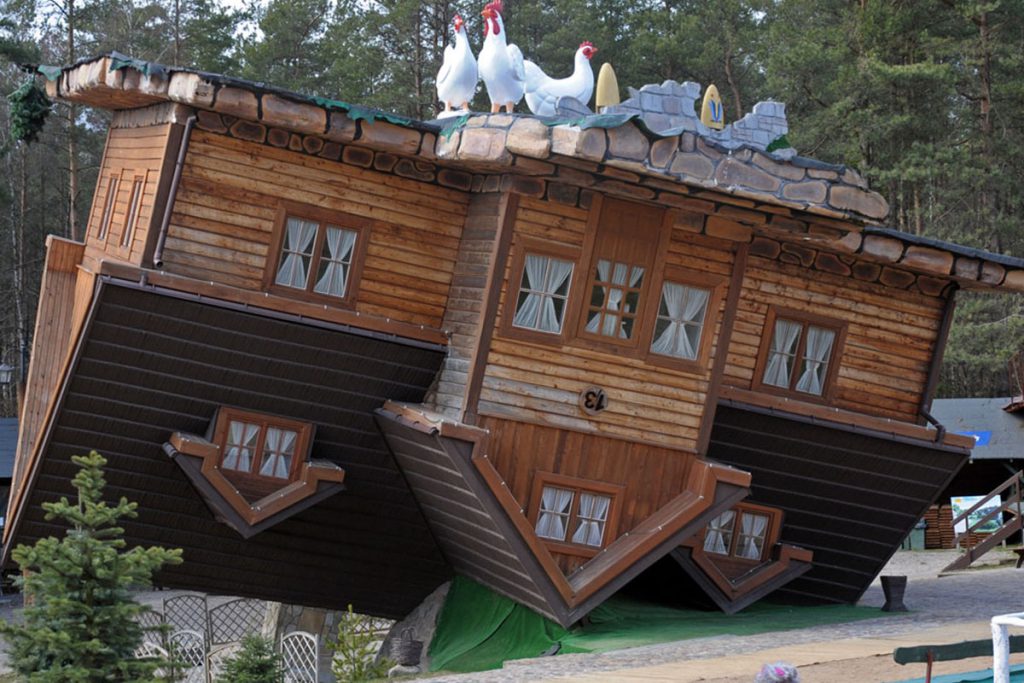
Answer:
[
  {"left": 436, "top": 14, "right": 477, "bottom": 116},
  {"left": 478, "top": 0, "right": 525, "bottom": 113},
  {"left": 524, "top": 41, "right": 598, "bottom": 117}
]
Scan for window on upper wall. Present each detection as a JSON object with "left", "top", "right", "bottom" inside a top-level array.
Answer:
[
  {"left": 576, "top": 198, "right": 666, "bottom": 348},
  {"left": 702, "top": 504, "right": 780, "bottom": 562},
  {"left": 212, "top": 407, "right": 314, "bottom": 484},
  {"left": 121, "top": 176, "right": 145, "bottom": 249},
  {"left": 503, "top": 238, "right": 580, "bottom": 342},
  {"left": 753, "top": 307, "right": 846, "bottom": 401},
  {"left": 96, "top": 174, "right": 119, "bottom": 241},
  {"left": 529, "top": 473, "right": 622, "bottom": 556},
  {"left": 266, "top": 203, "right": 370, "bottom": 305}
]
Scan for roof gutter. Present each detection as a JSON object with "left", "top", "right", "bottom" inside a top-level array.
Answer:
[{"left": 152, "top": 114, "right": 196, "bottom": 269}]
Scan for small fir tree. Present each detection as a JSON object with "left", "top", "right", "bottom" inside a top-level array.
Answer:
[
  {"left": 331, "top": 605, "right": 393, "bottom": 682},
  {"left": 219, "top": 634, "right": 285, "bottom": 683},
  {"left": 0, "top": 451, "right": 183, "bottom": 681}
]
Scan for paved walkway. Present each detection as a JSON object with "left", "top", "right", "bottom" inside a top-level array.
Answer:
[{"left": 424, "top": 552, "right": 1024, "bottom": 682}]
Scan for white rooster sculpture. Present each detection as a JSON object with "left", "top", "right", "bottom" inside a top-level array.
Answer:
[
  {"left": 436, "top": 14, "right": 477, "bottom": 116},
  {"left": 524, "top": 41, "right": 598, "bottom": 117},
  {"left": 478, "top": 0, "right": 525, "bottom": 113}
]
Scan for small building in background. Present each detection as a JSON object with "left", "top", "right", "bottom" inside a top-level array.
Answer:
[{"left": 0, "top": 419, "right": 16, "bottom": 532}]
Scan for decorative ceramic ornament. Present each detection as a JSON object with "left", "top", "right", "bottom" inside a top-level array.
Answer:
[
  {"left": 595, "top": 63, "right": 620, "bottom": 111},
  {"left": 701, "top": 84, "right": 725, "bottom": 130}
]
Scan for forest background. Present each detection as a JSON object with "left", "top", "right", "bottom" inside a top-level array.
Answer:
[{"left": 0, "top": 0, "right": 1022, "bottom": 417}]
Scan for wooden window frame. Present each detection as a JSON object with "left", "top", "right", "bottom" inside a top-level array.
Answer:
[
  {"left": 263, "top": 202, "right": 372, "bottom": 307},
  {"left": 96, "top": 173, "right": 120, "bottom": 241},
  {"left": 572, "top": 197, "right": 672, "bottom": 356},
  {"left": 119, "top": 174, "right": 146, "bottom": 251},
  {"left": 211, "top": 407, "right": 315, "bottom": 488},
  {"left": 644, "top": 266, "right": 727, "bottom": 374},
  {"left": 751, "top": 306, "right": 847, "bottom": 404},
  {"left": 500, "top": 237, "right": 582, "bottom": 345},
  {"left": 699, "top": 502, "right": 782, "bottom": 565},
  {"left": 527, "top": 471, "right": 623, "bottom": 559}
]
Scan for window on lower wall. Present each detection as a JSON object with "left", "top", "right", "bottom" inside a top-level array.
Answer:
[
  {"left": 529, "top": 473, "right": 623, "bottom": 556},
  {"left": 213, "top": 408, "right": 314, "bottom": 486},
  {"left": 753, "top": 307, "right": 846, "bottom": 401},
  {"left": 266, "top": 203, "right": 371, "bottom": 305},
  {"left": 703, "top": 504, "right": 780, "bottom": 562}
]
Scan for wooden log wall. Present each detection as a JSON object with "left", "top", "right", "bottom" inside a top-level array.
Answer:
[
  {"left": 924, "top": 504, "right": 992, "bottom": 550},
  {"left": 478, "top": 415, "right": 699, "bottom": 574},
  {"left": 83, "top": 123, "right": 173, "bottom": 270},
  {"left": 162, "top": 130, "right": 468, "bottom": 329},
  {"left": 477, "top": 197, "right": 737, "bottom": 451},
  {"left": 723, "top": 254, "right": 946, "bottom": 421}
]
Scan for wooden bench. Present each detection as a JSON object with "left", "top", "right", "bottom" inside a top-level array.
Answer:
[{"left": 894, "top": 636, "right": 1024, "bottom": 683}]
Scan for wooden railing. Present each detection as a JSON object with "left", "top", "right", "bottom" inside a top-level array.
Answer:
[{"left": 942, "top": 471, "right": 1024, "bottom": 573}]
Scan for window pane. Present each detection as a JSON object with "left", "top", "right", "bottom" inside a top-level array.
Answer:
[
  {"left": 585, "top": 260, "right": 644, "bottom": 340},
  {"left": 275, "top": 217, "right": 318, "bottom": 290},
  {"left": 763, "top": 319, "right": 802, "bottom": 388},
  {"left": 512, "top": 254, "right": 574, "bottom": 333},
  {"left": 737, "top": 512, "right": 770, "bottom": 560},
  {"left": 259, "top": 427, "right": 298, "bottom": 479},
  {"left": 795, "top": 326, "right": 836, "bottom": 396},
  {"left": 535, "top": 486, "right": 574, "bottom": 541},
  {"left": 571, "top": 493, "right": 612, "bottom": 547},
  {"left": 651, "top": 282, "right": 710, "bottom": 360},
  {"left": 313, "top": 226, "right": 357, "bottom": 298},
  {"left": 223, "top": 420, "right": 260, "bottom": 472},
  {"left": 703, "top": 510, "right": 736, "bottom": 555}
]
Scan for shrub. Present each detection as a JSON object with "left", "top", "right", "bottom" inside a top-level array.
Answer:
[
  {"left": 331, "top": 605, "right": 393, "bottom": 682},
  {"left": 219, "top": 634, "right": 284, "bottom": 683}
]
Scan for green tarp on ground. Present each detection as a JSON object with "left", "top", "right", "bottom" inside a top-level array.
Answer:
[
  {"left": 429, "top": 576, "right": 893, "bottom": 673},
  {"left": 891, "top": 664, "right": 1024, "bottom": 683}
]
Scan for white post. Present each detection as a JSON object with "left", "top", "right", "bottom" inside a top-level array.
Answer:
[
  {"left": 991, "top": 613, "right": 1024, "bottom": 683},
  {"left": 994, "top": 618, "right": 1010, "bottom": 683}
]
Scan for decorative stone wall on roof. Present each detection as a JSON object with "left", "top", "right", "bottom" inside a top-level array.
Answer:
[
  {"left": 560, "top": 80, "right": 795, "bottom": 159},
  {"left": 440, "top": 113, "right": 890, "bottom": 224}
]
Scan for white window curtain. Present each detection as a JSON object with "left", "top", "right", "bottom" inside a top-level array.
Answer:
[
  {"left": 703, "top": 510, "right": 736, "bottom": 555},
  {"left": 535, "top": 487, "right": 574, "bottom": 541},
  {"left": 738, "top": 513, "right": 770, "bottom": 559},
  {"left": 276, "top": 218, "right": 318, "bottom": 289},
  {"left": 795, "top": 326, "right": 836, "bottom": 395},
  {"left": 763, "top": 319, "right": 802, "bottom": 388},
  {"left": 259, "top": 427, "right": 297, "bottom": 478},
  {"left": 571, "top": 493, "right": 611, "bottom": 547},
  {"left": 651, "top": 282, "right": 710, "bottom": 359},
  {"left": 513, "top": 254, "right": 574, "bottom": 333},
  {"left": 314, "top": 226, "right": 357, "bottom": 298},
  {"left": 586, "top": 260, "right": 645, "bottom": 338},
  {"left": 223, "top": 421, "right": 259, "bottom": 472}
]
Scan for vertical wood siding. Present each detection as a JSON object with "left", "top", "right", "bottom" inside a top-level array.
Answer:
[
  {"left": 478, "top": 197, "right": 737, "bottom": 451},
  {"left": 162, "top": 131, "right": 468, "bottom": 329},
  {"left": 83, "top": 124, "right": 172, "bottom": 269},
  {"left": 723, "top": 256, "right": 945, "bottom": 421},
  {"left": 479, "top": 415, "right": 700, "bottom": 573}
]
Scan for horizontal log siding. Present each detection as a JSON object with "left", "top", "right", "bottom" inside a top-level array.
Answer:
[
  {"left": 83, "top": 124, "right": 171, "bottom": 269},
  {"left": 723, "top": 256, "right": 945, "bottom": 421},
  {"left": 479, "top": 198, "right": 735, "bottom": 450},
  {"left": 479, "top": 415, "right": 699, "bottom": 574},
  {"left": 162, "top": 130, "right": 468, "bottom": 328}
]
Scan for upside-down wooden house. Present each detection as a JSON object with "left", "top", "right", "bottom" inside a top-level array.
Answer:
[{"left": 6, "top": 53, "right": 1024, "bottom": 624}]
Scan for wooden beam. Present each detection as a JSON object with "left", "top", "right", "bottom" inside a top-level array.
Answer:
[
  {"left": 696, "top": 243, "right": 748, "bottom": 456},
  {"left": 919, "top": 285, "right": 958, "bottom": 423}
]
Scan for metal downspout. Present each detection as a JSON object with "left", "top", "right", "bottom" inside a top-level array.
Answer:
[{"left": 152, "top": 114, "right": 197, "bottom": 268}]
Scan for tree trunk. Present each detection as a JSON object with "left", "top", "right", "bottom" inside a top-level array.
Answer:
[
  {"left": 67, "top": 0, "right": 80, "bottom": 242},
  {"left": 723, "top": 48, "right": 743, "bottom": 118}
]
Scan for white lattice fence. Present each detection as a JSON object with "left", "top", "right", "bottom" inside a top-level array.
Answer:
[{"left": 281, "top": 631, "right": 318, "bottom": 683}]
